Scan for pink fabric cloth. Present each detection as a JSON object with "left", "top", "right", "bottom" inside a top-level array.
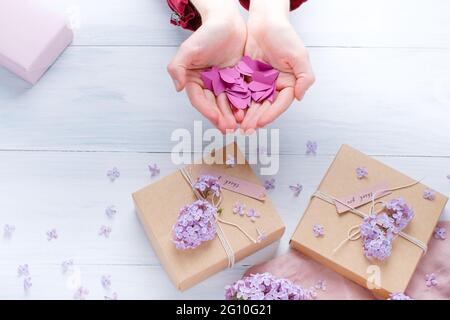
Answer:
[{"left": 245, "top": 221, "right": 450, "bottom": 299}]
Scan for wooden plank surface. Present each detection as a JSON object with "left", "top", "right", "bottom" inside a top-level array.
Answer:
[{"left": 0, "top": 0, "right": 449, "bottom": 299}]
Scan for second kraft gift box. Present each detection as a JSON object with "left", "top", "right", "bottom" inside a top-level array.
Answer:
[
  {"left": 290, "top": 144, "right": 448, "bottom": 298},
  {"left": 132, "top": 143, "right": 285, "bottom": 291}
]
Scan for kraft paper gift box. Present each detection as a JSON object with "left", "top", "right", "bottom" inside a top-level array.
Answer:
[
  {"left": 0, "top": 0, "right": 73, "bottom": 84},
  {"left": 290, "top": 144, "right": 448, "bottom": 298},
  {"left": 133, "top": 143, "right": 285, "bottom": 291}
]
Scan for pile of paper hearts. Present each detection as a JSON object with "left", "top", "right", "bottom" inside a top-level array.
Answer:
[{"left": 201, "top": 56, "right": 279, "bottom": 110}]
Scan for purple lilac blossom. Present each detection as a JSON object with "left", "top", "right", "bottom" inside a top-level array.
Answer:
[
  {"left": 225, "top": 273, "right": 315, "bottom": 300},
  {"left": 233, "top": 202, "right": 246, "bottom": 216},
  {"left": 17, "top": 264, "right": 30, "bottom": 277},
  {"left": 107, "top": 167, "right": 120, "bottom": 182},
  {"left": 423, "top": 189, "right": 436, "bottom": 201},
  {"left": 264, "top": 178, "right": 275, "bottom": 191},
  {"left": 314, "top": 280, "right": 327, "bottom": 291},
  {"left": 425, "top": 273, "right": 437, "bottom": 287},
  {"left": 313, "top": 224, "right": 324, "bottom": 237},
  {"left": 388, "top": 292, "right": 412, "bottom": 300},
  {"left": 246, "top": 208, "right": 260, "bottom": 222},
  {"left": 3, "top": 224, "right": 15, "bottom": 238},
  {"left": 226, "top": 155, "right": 236, "bottom": 168},
  {"left": 172, "top": 200, "right": 217, "bottom": 250},
  {"left": 101, "top": 275, "right": 112, "bottom": 289},
  {"left": 193, "top": 175, "right": 221, "bottom": 198},
  {"left": 61, "top": 259, "right": 74, "bottom": 274},
  {"left": 433, "top": 227, "right": 446, "bottom": 240},
  {"left": 356, "top": 167, "right": 368, "bottom": 179},
  {"left": 46, "top": 229, "right": 58, "bottom": 241},
  {"left": 148, "top": 164, "right": 160, "bottom": 177},
  {"left": 306, "top": 141, "right": 317, "bottom": 155},
  {"left": 256, "top": 228, "right": 267, "bottom": 243},
  {"left": 360, "top": 198, "right": 414, "bottom": 261},
  {"left": 23, "top": 277, "right": 32, "bottom": 291},
  {"left": 105, "top": 205, "right": 117, "bottom": 219},
  {"left": 99, "top": 225, "right": 112, "bottom": 238},
  {"left": 289, "top": 184, "right": 303, "bottom": 197}
]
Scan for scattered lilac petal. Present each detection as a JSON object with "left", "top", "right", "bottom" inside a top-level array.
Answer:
[
  {"left": 105, "top": 292, "right": 118, "bottom": 300},
  {"left": 105, "top": 205, "right": 117, "bottom": 219},
  {"left": 74, "top": 286, "right": 89, "bottom": 300},
  {"left": 23, "top": 277, "right": 32, "bottom": 291},
  {"left": 17, "top": 264, "right": 30, "bottom": 277},
  {"left": 3, "top": 224, "right": 15, "bottom": 238},
  {"left": 314, "top": 280, "right": 327, "bottom": 291},
  {"left": 101, "top": 275, "right": 112, "bottom": 289},
  {"left": 247, "top": 208, "right": 260, "bottom": 222},
  {"left": 46, "top": 229, "right": 58, "bottom": 241},
  {"left": 289, "top": 184, "right": 303, "bottom": 197},
  {"left": 225, "top": 273, "right": 315, "bottom": 300},
  {"left": 356, "top": 167, "right": 368, "bottom": 179},
  {"left": 313, "top": 224, "right": 324, "bottom": 237},
  {"left": 226, "top": 155, "right": 236, "bottom": 168},
  {"left": 256, "top": 228, "right": 267, "bottom": 243},
  {"left": 99, "top": 225, "right": 112, "bottom": 238},
  {"left": 425, "top": 273, "right": 437, "bottom": 287},
  {"left": 264, "top": 178, "right": 275, "bottom": 191},
  {"left": 389, "top": 292, "right": 412, "bottom": 300},
  {"left": 306, "top": 141, "right": 317, "bottom": 155},
  {"left": 148, "top": 164, "right": 160, "bottom": 177},
  {"left": 61, "top": 259, "right": 74, "bottom": 274},
  {"left": 423, "top": 188, "right": 436, "bottom": 201},
  {"left": 447, "top": 174, "right": 450, "bottom": 181},
  {"left": 434, "top": 227, "right": 446, "bottom": 240},
  {"left": 107, "top": 167, "right": 120, "bottom": 182},
  {"left": 233, "top": 202, "right": 246, "bottom": 216}
]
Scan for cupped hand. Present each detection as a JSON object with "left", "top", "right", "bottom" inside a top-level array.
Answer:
[
  {"left": 240, "top": 16, "right": 315, "bottom": 131},
  {"left": 167, "top": 6, "right": 246, "bottom": 133}
]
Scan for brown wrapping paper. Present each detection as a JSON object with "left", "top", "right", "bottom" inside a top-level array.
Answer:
[
  {"left": 290, "top": 144, "right": 448, "bottom": 298},
  {"left": 133, "top": 143, "right": 285, "bottom": 291}
]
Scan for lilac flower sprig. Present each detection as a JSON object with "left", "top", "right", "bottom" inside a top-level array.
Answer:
[
  {"left": 225, "top": 273, "right": 315, "bottom": 300},
  {"left": 360, "top": 198, "right": 414, "bottom": 261},
  {"left": 172, "top": 200, "right": 218, "bottom": 250},
  {"left": 193, "top": 175, "right": 221, "bottom": 199},
  {"left": 388, "top": 292, "right": 412, "bottom": 300}
]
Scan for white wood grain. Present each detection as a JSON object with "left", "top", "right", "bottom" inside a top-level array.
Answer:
[
  {"left": 1, "top": 0, "right": 450, "bottom": 300},
  {"left": 1, "top": 47, "right": 450, "bottom": 155},
  {"left": 0, "top": 151, "right": 448, "bottom": 298},
  {"left": 34, "top": 0, "right": 450, "bottom": 48}
]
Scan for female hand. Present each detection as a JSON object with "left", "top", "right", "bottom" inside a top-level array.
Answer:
[
  {"left": 167, "top": 0, "right": 246, "bottom": 133},
  {"left": 241, "top": 0, "right": 315, "bottom": 131}
]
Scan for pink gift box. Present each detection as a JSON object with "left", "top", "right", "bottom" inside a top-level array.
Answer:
[{"left": 0, "top": 0, "right": 73, "bottom": 84}]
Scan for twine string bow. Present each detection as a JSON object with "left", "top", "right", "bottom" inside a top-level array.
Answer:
[
  {"left": 311, "top": 179, "right": 428, "bottom": 255},
  {"left": 180, "top": 167, "right": 258, "bottom": 268}
]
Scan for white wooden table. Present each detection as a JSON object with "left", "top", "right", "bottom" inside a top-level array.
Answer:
[{"left": 0, "top": 0, "right": 449, "bottom": 300}]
